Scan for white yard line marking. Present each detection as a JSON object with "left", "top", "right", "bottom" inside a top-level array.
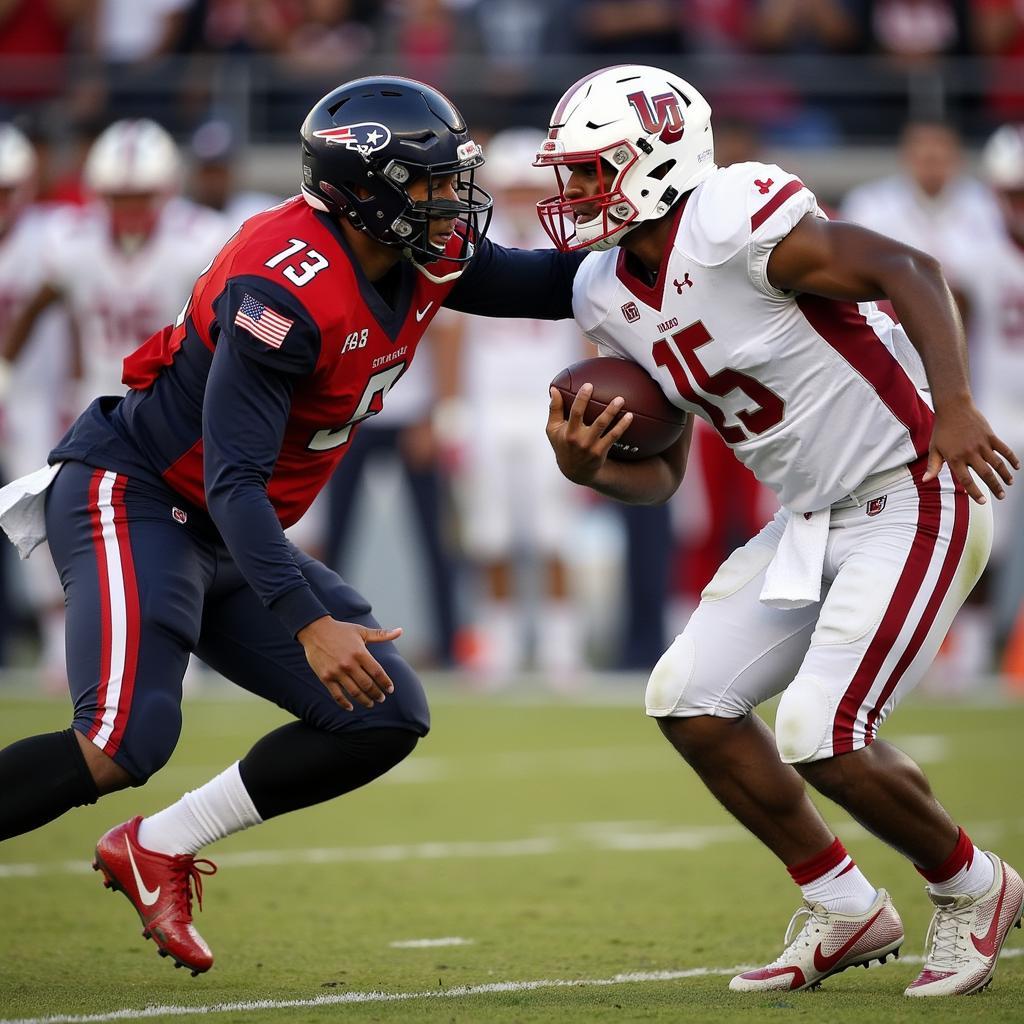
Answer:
[
  {"left": 1, "top": 949, "right": 1021, "bottom": 1024},
  {"left": 2, "top": 816, "right": 1020, "bottom": 879},
  {"left": 388, "top": 937, "right": 474, "bottom": 948}
]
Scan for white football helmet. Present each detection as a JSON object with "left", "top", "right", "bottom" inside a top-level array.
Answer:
[
  {"left": 0, "top": 124, "right": 36, "bottom": 235},
  {"left": 484, "top": 128, "right": 549, "bottom": 191},
  {"left": 534, "top": 65, "right": 714, "bottom": 252},
  {"left": 981, "top": 124, "right": 1024, "bottom": 191},
  {"left": 0, "top": 124, "right": 36, "bottom": 188},
  {"left": 83, "top": 118, "right": 181, "bottom": 195}
]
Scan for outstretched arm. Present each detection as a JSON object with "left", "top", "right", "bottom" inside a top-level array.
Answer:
[
  {"left": 444, "top": 237, "right": 585, "bottom": 320},
  {"left": 767, "top": 215, "right": 1019, "bottom": 503}
]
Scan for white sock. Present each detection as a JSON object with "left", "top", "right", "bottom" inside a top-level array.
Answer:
[
  {"left": 800, "top": 856, "right": 877, "bottom": 915},
  {"left": 536, "top": 598, "right": 584, "bottom": 678},
  {"left": 137, "top": 762, "right": 262, "bottom": 856},
  {"left": 928, "top": 849, "right": 995, "bottom": 899}
]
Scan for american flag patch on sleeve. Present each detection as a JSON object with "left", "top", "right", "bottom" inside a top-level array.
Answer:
[{"left": 233, "top": 293, "right": 294, "bottom": 349}]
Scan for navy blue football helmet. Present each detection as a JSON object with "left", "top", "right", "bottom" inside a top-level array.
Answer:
[{"left": 300, "top": 76, "right": 492, "bottom": 267}]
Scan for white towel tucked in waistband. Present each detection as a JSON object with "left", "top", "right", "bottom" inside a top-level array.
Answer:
[
  {"left": 0, "top": 462, "right": 63, "bottom": 559},
  {"left": 759, "top": 507, "right": 830, "bottom": 610}
]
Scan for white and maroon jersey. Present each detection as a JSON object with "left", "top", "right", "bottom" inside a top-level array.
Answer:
[
  {"left": 839, "top": 174, "right": 1003, "bottom": 289},
  {"left": 0, "top": 204, "right": 73, "bottom": 464},
  {"left": 573, "top": 162, "right": 935, "bottom": 513},
  {"left": 42, "top": 196, "right": 227, "bottom": 402},
  {"left": 958, "top": 226, "right": 1024, "bottom": 445}
]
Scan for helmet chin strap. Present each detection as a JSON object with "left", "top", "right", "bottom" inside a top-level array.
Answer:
[{"left": 576, "top": 214, "right": 633, "bottom": 252}]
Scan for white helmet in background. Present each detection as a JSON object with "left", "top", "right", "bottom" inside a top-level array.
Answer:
[
  {"left": 484, "top": 128, "right": 549, "bottom": 191},
  {"left": 0, "top": 124, "right": 36, "bottom": 235},
  {"left": 981, "top": 124, "right": 1024, "bottom": 191},
  {"left": 0, "top": 124, "right": 36, "bottom": 187},
  {"left": 84, "top": 118, "right": 181, "bottom": 195},
  {"left": 534, "top": 65, "right": 714, "bottom": 252}
]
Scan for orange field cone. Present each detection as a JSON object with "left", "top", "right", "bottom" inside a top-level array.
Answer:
[{"left": 1002, "top": 607, "right": 1024, "bottom": 691}]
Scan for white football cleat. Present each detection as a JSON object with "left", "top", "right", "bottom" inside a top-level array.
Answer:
[
  {"left": 905, "top": 853, "right": 1024, "bottom": 997},
  {"left": 729, "top": 888, "right": 904, "bottom": 992}
]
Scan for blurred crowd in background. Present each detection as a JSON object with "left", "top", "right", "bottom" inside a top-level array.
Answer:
[{"left": 0, "top": 0, "right": 1022, "bottom": 695}]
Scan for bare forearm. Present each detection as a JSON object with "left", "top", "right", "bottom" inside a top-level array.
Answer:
[
  {"left": 883, "top": 252, "right": 972, "bottom": 410},
  {"left": 586, "top": 452, "right": 682, "bottom": 505}
]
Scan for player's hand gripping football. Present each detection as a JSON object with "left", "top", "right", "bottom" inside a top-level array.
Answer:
[
  {"left": 546, "top": 383, "right": 633, "bottom": 485},
  {"left": 297, "top": 617, "right": 401, "bottom": 711},
  {"left": 924, "top": 401, "right": 1019, "bottom": 503}
]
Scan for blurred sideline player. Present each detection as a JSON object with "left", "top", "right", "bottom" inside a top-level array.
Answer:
[
  {"left": 970, "top": 125, "right": 1024, "bottom": 675},
  {"left": 540, "top": 65, "right": 1021, "bottom": 997},
  {"left": 449, "top": 128, "right": 587, "bottom": 683},
  {"left": 188, "top": 117, "right": 282, "bottom": 231},
  {"left": 324, "top": 323, "right": 461, "bottom": 667},
  {"left": 0, "top": 125, "right": 74, "bottom": 688},
  {"left": 1, "top": 119, "right": 228, "bottom": 412},
  {"left": 0, "top": 77, "right": 583, "bottom": 977},
  {"left": 840, "top": 119, "right": 1006, "bottom": 683}
]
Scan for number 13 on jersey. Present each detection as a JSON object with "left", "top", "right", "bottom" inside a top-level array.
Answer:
[{"left": 653, "top": 321, "right": 785, "bottom": 444}]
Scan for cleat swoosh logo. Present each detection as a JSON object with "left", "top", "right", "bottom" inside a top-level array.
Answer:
[
  {"left": 125, "top": 838, "right": 161, "bottom": 906},
  {"left": 416, "top": 302, "right": 433, "bottom": 322},
  {"left": 813, "top": 909, "right": 883, "bottom": 973},
  {"left": 971, "top": 872, "right": 1006, "bottom": 957}
]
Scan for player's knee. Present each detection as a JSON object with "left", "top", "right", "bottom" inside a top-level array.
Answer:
[
  {"left": 775, "top": 676, "right": 833, "bottom": 764},
  {"left": 645, "top": 633, "right": 752, "bottom": 718},
  {"left": 73, "top": 690, "right": 183, "bottom": 784},
  {"left": 645, "top": 635, "right": 697, "bottom": 716}
]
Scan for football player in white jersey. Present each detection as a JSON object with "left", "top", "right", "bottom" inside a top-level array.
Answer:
[
  {"left": 1, "top": 119, "right": 227, "bottom": 412},
  {"left": 452, "top": 128, "right": 587, "bottom": 681},
  {"left": 537, "top": 66, "right": 1022, "bottom": 997},
  {"left": 973, "top": 125, "right": 1024, "bottom": 668},
  {"left": 0, "top": 124, "right": 74, "bottom": 690}
]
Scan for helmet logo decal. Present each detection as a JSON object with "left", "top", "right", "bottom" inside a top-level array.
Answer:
[
  {"left": 627, "top": 91, "right": 684, "bottom": 144},
  {"left": 313, "top": 122, "right": 392, "bottom": 155},
  {"left": 456, "top": 140, "right": 482, "bottom": 163}
]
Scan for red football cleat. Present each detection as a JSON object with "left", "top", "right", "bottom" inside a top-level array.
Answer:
[{"left": 92, "top": 816, "right": 217, "bottom": 975}]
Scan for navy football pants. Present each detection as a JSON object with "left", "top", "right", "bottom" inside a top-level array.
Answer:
[{"left": 45, "top": 462, "right": 430, "bottom": 783}]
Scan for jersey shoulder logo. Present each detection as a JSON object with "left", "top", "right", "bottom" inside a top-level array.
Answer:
[
  {"left": 312, "top": 123, "right": 392, "bottom": 155},
  {"left": 754, "top": 178, "right": 774, "bottom": 195}
]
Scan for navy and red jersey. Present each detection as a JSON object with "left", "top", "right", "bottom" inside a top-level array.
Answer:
[{"left": 51, "top": 195, "right": 583, "bottom": 636}]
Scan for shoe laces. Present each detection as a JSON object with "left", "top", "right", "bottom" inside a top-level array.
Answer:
[
  {"left": 765, "top": 903, "right": 830, "bottom": 965},
  {"left": 922, "top": 897, "right": 973, "bottom": 968},
  {"left": 168, "top": 855, "right": 217, "bottom": 918}
]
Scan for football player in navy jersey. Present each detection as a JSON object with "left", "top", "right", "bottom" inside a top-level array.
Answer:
[{"left": 0, "top": 77, "right": 583, "bottom": 975}]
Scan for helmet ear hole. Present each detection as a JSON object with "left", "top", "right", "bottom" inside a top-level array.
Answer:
[{"left": 648, "top": 159, "right": 676, "bottom": 181}]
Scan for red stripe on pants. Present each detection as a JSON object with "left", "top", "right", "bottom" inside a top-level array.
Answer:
[
  {"left": 832, "top": 464, "right": 942, "bottom": 754},
  {"left": 86, "top": 469, "right": 113, "bottom": 743},
  {"left": 105, "top": 475, "right": 141, "bottom": 756}
]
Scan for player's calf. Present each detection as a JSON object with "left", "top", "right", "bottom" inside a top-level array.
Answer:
[{"left": 0, "top": 729, "right": 99, "bottom": 841}]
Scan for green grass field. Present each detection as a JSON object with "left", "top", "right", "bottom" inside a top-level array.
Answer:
[{"left": 1, "top": 682, "right": 1022, "bottom": 1023}]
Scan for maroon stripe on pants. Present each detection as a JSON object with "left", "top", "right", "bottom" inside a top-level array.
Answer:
[
  {"left": 832, "top": 463, "right": 942, "bottom": 754},
  {"left": 864, "top": 480, "right": 970, "bottom": 743}
]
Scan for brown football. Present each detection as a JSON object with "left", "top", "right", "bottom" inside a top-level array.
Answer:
[{"left": 550, "top": 356, "right": 687, "bottom": 461}]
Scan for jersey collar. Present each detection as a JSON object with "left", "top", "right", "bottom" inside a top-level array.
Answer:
[
  {"left": 614, "top": 196, "right": 690, "bottom": 312},
  {"left": 313, "top": 209, "right": 415, "bottom": 342}
]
